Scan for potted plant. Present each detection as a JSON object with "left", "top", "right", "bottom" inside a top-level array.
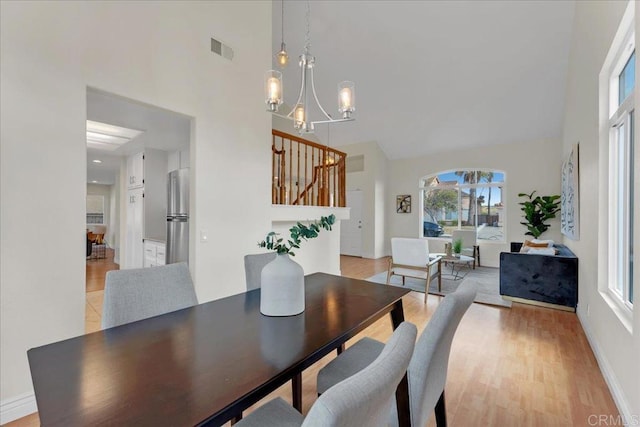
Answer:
[
  {"left": 518, "top": 191, "right": 560, "bottom": 238},
  {"left": 257, "top": 214, "right": 335, "bottom": 316},
  {"left": 452, "top": 238, "right": 463, "bottom": 256},
  {"left": 258, "top": 214, "right": 335, "bottom": 256}
]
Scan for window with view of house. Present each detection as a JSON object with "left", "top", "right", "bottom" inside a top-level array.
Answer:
[
  {"left": 419, "top": 170, "right": 505, "bottom": 241},
  {"left": 602, "top": 11, "right": 635, "bottom": 312}
]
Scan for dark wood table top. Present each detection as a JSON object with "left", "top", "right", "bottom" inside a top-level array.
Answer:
[{"left": 28, "top": 273, "right": 410, "bottom": 427}]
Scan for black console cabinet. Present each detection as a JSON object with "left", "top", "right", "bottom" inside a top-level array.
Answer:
[{"left": 499, "top": 242, "right": 578, "bottom": 311}]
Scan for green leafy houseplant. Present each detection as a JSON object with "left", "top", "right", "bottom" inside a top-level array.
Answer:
[
  {"left": 258, "top": 214, "right": 336, "bottom": 256},
  {"left": 518, "top": 191, "right": 561, "bottom": 238},
  {"left": 452, "top": 238, "right": 463, "bottom": 255}
]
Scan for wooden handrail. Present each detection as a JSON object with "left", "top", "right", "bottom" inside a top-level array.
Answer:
[{"left": 272, "top": 130, "right": 347, "bottom": 157}]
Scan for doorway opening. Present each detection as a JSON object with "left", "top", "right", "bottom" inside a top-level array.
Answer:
[{"left": 85, "top": 87, "right": 194, "bottom": 333}]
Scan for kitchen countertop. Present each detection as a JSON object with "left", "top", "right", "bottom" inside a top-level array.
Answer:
[{"left": 143, "top": 238, "right": 166, "bottom": 244}]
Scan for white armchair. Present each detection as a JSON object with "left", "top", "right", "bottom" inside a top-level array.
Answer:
[
  {"left": 451, "top": 229, "right": 480, "bottom": 268},
  {"left": 387, "top": 237, "right": 436, "bottom": 303}
]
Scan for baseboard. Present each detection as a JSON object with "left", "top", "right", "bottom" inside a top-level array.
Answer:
[
  {"left": 0, "top": 392, "right": 37, "bottom": 424},
  {"left": 577, "top": 310, "right": 632, "bottom": 422},
  {"left": 502, "top": 295, "right": 575, "bottom": 312}
]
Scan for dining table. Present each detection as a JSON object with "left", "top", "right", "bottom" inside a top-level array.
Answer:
[{"left": 28, "top": 272, "right": 411, "bottom": 427}]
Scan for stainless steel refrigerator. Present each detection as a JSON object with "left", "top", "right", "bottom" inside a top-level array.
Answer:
[{"left": 166, "top": 169, "right": 189, "bottom": 264}]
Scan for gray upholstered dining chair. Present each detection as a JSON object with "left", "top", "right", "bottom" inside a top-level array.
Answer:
[
  {"left": 102, "top": 262, "right": 198, "bottom": 329},
  {"left": 244, "top": 252, "right": 277, "bottom": 290},
  {"left": 234, "top": 322, "right": 418, "bottom": 427},
  {"left": 317, "top": 280, "right": 477, "bottom": 427}
]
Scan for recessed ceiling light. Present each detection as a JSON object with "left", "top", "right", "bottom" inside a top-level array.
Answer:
[
  {"left": 91, "top": 180, "right": 98, "bottom": 183},
  {"left": 92, "top": 159, "right": 102, "bottom": 163}
]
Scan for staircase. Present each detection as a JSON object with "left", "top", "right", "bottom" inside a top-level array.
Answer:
[{"left": 272, "top": 129, "right": 346, "bottom": 207}]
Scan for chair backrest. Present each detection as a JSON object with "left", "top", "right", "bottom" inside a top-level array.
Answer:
[
  {"left": 102, "top": 262, "right": 198, "bottom": 329},
  {"left": 244, "top": 252, "right": 277, "bottom": 291},
  {"left": 407, "top": 280, "right": 476, "bottom": 427},
  {"left": 391, "top": 238, "right": 430, "bottom": 267},
  {"left": 303, "top": 322, "right": 417, "bottom": 427},
  {"left": 451, "top": 229, "right": 476, "bottom": 250}
]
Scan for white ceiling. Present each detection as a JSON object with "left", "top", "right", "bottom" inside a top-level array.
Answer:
[
  {"left": 86, "top": 88, "right": 191, "bottom": 185},
  {"left": 272, "top": 0, "right": 575, "bottom": 159}
]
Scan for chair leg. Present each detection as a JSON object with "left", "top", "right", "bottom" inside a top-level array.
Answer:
[
  {"left": 435, "top": 390, "right": 447, "bottom": 427},
  {"left": 230, "top": 414, "right": 243, "bottom": 425},
  {"left": 386, "top": 259, "right": 393, "bottom": 285},
  {"left": 424, "top": 264, "right": 431, "bottom": 304},
  {"left": 337, "top": 343, "right": 345, "bottom": 355}
]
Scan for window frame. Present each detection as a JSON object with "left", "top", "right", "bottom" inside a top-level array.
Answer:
[
  {"left": 608, "top": 108, "right": 634, "bottom": 310},
  {"left": 599, "top": 1, "right": 635, "bottom": 328},
  {"left": 419, "top": 169, "right": 506, "bottom": 242}
]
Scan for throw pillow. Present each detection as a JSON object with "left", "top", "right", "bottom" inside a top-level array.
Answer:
[{"left": 531, "top": 239, "right": 554, "bottom": 246}]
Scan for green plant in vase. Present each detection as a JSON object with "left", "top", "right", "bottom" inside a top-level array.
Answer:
[
  {"left": 452, "top": 238, "right": 463, "bottom": 256},
  {"left": 257, "top": 214, "right": 336, "bottom": 317},
  {"left": 258, "top": 214, "right": 336, "bottom": 256},
  {"left": 518, "top": 191, "right": 561, "bottom": 238}
]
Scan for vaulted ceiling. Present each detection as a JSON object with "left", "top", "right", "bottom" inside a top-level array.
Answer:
[{"left": 272, "top": 0, "right": 575, "bottom": 159}]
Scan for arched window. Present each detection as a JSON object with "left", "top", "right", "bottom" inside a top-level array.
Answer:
[{"left": 419, "top": 170, "right": 505, "bottom": 241}]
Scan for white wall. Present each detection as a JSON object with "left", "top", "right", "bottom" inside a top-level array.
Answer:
[
  {"left": 269, "top": 206, "right": 350, "bottom": 276},
  {"left": 387, "top": 139, "right": 563, "bottom": 267},
  {"left": 561, "top": 0, "right": 639, "bottom": 418},
  {"left": 0, "top": 0, "right": 271, "bottom": 417},
  {"left": 341, "top": 141, "right": 389, "bottom": 258}
]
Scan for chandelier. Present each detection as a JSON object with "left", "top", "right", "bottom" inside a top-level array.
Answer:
[{"left": 265, "top": 1, "right": 355, "bottom": 134}]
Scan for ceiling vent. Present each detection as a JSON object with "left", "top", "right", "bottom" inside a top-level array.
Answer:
[{"left": 211, "top": 37, "right": 234, "bottom": 61}]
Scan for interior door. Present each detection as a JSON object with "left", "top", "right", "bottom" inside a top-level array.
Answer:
[{"left": 340, "top": 190, "right": 363, "bottom": 256}]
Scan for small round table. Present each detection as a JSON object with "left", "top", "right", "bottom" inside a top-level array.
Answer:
[{"left": 431, "top": 253, "right": 474, "bottom": 280}]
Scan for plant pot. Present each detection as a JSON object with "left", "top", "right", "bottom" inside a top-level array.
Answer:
[{"left": 260, "top": 253, "right": 305, "bottom": 316}]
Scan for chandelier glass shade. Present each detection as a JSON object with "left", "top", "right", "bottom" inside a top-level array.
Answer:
[
  {"left": 265, "top": 1, "right": 355, "bottom": 134},
  {"left": 276, "top": 42, "right": 289, "bottom": 68}
]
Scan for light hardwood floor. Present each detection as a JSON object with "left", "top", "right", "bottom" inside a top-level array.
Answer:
[
  {"left": 84, "top": 248, "right": 117, "bottom": 334},
  {"left": 5, "top": 256, "right": 618, "bottom": 427}
]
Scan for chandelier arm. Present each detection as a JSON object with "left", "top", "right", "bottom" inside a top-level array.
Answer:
[
  {"left": 273, "top": 112, "right": 295, "bottom": 122},
  {"left": 286, "top": 61, "right": 308, "bottom": 118},
  {"left": 310, "top": 66, "right": 334, "bottom": 121},
  {"left": 311, "top": 118, "right": 354, "bottom": 125}
]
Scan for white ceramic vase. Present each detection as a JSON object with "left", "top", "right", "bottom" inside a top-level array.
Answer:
[{"left": 260, "top": 253, "right": 305, "bottom": 316}]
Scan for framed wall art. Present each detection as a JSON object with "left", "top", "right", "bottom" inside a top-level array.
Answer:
[
  {"left": 561, "top": 143, "right": 580, "bottom": 240},
  {"left": 396, "top": 195, "right": 411, "bottom": 213}
]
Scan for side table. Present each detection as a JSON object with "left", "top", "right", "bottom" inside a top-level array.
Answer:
[{"left": 432, "top": 253, "right": 474, "bottom": 280}]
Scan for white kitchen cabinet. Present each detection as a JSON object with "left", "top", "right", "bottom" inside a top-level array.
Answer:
[
  {"left": 123, "top": 148, "right": 168, "bottom": 269},
  {"left": 143, "top": 240, "right": 166, "bottom": 268},
  {"left": 126, "top": 152, "right": 144, "bottom": 189},
  {"left": 125, "top": 187, "right": 144, "bottom": 268}
]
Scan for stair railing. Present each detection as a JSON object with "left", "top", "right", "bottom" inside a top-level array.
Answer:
[{"left": 272, "top": 129, "right": 346, "bottom": 207}]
